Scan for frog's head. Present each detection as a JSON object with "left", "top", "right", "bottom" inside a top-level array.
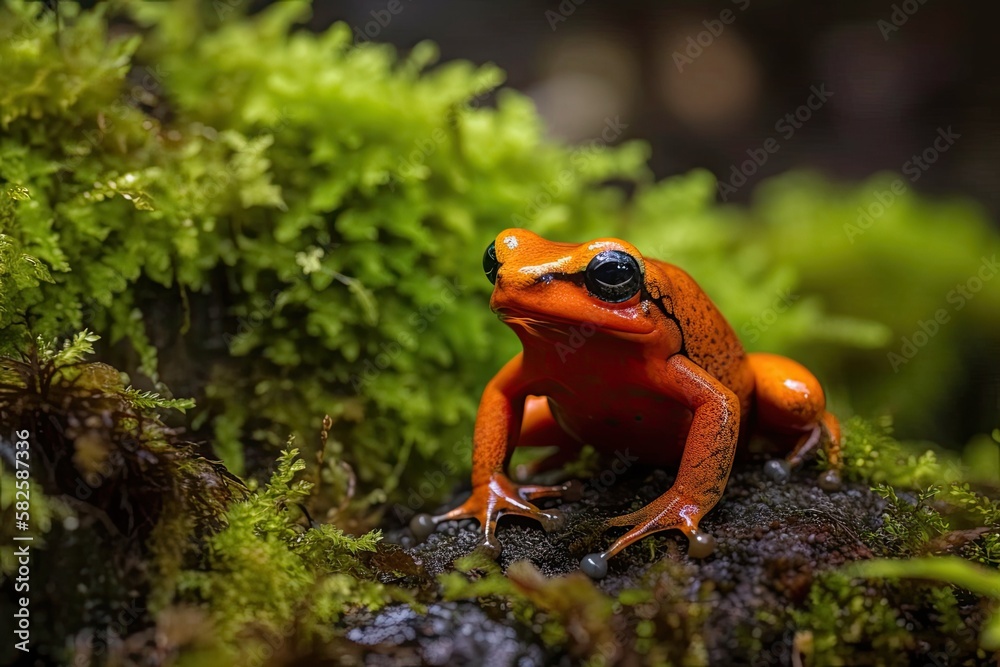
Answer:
[{"left": 483, "top": 228, "right": 658, "bottom": 338}]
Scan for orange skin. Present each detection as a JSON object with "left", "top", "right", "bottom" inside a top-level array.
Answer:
[{"left": 410, "top": 228, "right": 842, "bottom": 578}]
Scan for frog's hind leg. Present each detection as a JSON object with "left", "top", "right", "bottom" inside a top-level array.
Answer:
[{"left": 748, "top": 352, "right": 842, "bottom": 490}]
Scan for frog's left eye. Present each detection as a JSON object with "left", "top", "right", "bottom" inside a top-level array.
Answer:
[
  {"left": 483, "top": 241, "right": 499, "bottom": 285},
  {"left": 585, "top": 250, "right": 642, "bottom": 303}
]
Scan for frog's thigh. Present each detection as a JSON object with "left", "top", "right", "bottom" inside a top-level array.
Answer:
[{"left": 747, "top": 352, "right": 825, "bottom": 431}]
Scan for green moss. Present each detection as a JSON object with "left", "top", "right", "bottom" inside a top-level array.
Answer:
[
  {"left": 175, "top": 448, "right": 399, "bottom": 659},
  {"left": 829, "top": 416, "right": 951, "bottom": 488},
  {"left": 792, "top": 572, "right": 915, "bottom": 666},
  {"left": 0, "top": 331, "right": 241, "bottom": 663},
  {"left": 848, "top": 557, "right": 1000, "bottom": 651},
  {"left": 791, "top": 564, "right": 987, "bottom": 665}
]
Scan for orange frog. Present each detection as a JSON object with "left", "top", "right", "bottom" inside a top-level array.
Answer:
[{"left": 410, "top": 228, "right": 842, "bottom": 578}]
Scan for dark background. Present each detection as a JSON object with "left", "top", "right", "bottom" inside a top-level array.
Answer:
[{"left": 318, "top": 0, "right": 999, "bottom": 219}]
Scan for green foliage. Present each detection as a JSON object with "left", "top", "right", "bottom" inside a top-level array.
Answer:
[
  {"left": 176, "top": 448, "right": 396, "bottom": 658},
  {"left": 849, "top": 557, "right": 1000, "bottom": 650},
  {"left": 748, "top": 172, "right": 1000, "bottom": 438},
  {"left": 792, "top": 572, "right": 916, "bottom": 666},
  {"left": 0, "top": 331, "right": 241, "bottom": 663},
  {"left": 830, "top": 418, "right": 1000, "bottom": 566},
  {"left": 793, "top": 562, "right": 988, "bottom": 665},
  {"left": 121, "top": 386, "right": 196, "bottom": 412},
  {"left": 871, "top": 484, "right": 950, "bottom": 556},
  {"left": 873, "top": 482, "right": 1000, "bottom": 566},
  {"left": 0, "top": 186, "right": 51, "bottom": 350},
  {"left": 834, "top": 416, "right": 958, "bottom": 488},
  {"left": 789, "top": 419, "right": 1000, "bottom": 664}
]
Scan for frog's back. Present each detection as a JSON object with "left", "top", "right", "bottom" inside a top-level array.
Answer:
[{"left": 644, "top": 258, "right": 754, "bottom": 406}]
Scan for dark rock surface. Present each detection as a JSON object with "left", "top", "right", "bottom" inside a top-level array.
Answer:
[
  {"left": 346, "top": 603, "right": 550, "bottom": 667},
  {"left": 347, "top": 462, "right": 886, "bottom": 665}
]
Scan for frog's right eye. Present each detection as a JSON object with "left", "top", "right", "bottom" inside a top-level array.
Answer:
[
  {"left": 585, "top": 250, "right": 642, "bottom": 303},
  {"left": 483, "top": 241, "right": 500, "bottom": 285}
]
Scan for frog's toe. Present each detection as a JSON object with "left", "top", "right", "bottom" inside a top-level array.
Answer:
[
  {"left": 817, "top": 468, "right": 842, "bottom": 491},
  {"left": 474, "top": 533, "right": 503, "bottom": 559},
  {"left": 686, "top": 528, "right": 717, "bottom": 559},
  {"left": 538, "top": 509, "right": 566, "bottom": 533},
  {"left": 409, "top": 513, "right": 437, "bottom": 542},
  {"left": 580, "top": 552, "right": 609, "bottom": 579},
  {"left": 517, "top": 479, "right": 584, "bottom": 503},
  {"left": 763, "top": 458, "right": 792, "bottom": 484}
]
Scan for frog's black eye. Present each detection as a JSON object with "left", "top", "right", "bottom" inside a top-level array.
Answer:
[
  {"left": 483, "top": 240, "right": 499, "bottom": 285},
  {"left": 584, "top": 250, "right": 641, "bottom": 303}
]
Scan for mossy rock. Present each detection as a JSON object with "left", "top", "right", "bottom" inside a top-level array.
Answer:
[{"left": 339, "top": 459, "right": 991, "bottom": 666}]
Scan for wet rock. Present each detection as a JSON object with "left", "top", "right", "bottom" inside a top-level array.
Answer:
[
  {"left": 355, "top": 461, "right": 885, "bottom": 665},
  {"left": 346, "top": 602, "right": 550, "bottom": 666}
]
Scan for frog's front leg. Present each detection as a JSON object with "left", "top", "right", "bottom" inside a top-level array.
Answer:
[
  {"left": 409, "top": 353, "right": 582, "bottom": 556},
  {"left": 580, "top": 354, "right": 739, "bottom": 579}
]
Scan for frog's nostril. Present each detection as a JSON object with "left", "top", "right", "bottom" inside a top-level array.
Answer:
[{"left": 483, "top": 240, "right": 500, "bottom": 284}]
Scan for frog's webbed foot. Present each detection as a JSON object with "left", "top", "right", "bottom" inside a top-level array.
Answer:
[
  {"left": 580, "top": 494, "right": 718, "bottom": 580},
  {"left": 409, "top": 474, "right": 582, "bottom": 557}
]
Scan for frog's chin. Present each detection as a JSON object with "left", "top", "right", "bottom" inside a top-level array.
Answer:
[{"left": 494, "top": 307, "right": 655, "bottom": 339}]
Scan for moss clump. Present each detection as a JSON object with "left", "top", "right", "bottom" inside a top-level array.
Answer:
[
  {"left": 173, "top": 448, "right": 405, "bottom": 664},
  {"left": 827, "top": 417, "right": 1000, "bottom": 566},
  {"left": 0, "top": 332, "right": 241, "bottom": 664},
  {"left": 780, "top": 419, "right": 1000, "bottom": 666},
  {"left": 792, "top": 561, "right": 993, "bottom": 666}
]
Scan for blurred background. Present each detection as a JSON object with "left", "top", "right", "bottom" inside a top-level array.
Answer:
[
  {"left": 321, "top": 0, "right": 1000, "bottom": 217},
  {"left": 51, "top": 0, "right": 999, "bottom": 455},
  {"left": 307, "top": 0, "right": 1000, "bottom": 449}
]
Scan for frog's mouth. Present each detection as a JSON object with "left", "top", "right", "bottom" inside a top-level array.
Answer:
[
  {"left": 495, "top": 309, "right": 579, "bottom": 336},
  {"left": 495, "top": 307, "right": 655, "bottom": 338}
]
